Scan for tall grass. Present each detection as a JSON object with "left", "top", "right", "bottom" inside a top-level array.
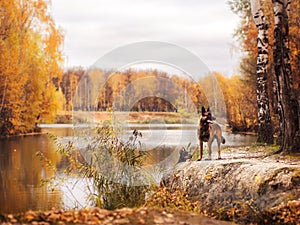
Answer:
[{"left": 37, "top": 122, "right": 155, "bottom": 210}]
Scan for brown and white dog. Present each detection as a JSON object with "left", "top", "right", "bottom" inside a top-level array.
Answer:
[{"left": 197, "top": 107, "right": 225, "bottom": 160}]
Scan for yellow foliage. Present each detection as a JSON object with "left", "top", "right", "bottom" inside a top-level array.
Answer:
[
  {"left": 199, "top": 72, "right": 257, "bottom": 131},
  {"left": 0, "top": 0, "right": 64, "bottom": 134}
]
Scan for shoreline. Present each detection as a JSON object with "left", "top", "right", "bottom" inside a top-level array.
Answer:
[{"left": 0, "top": 131, "right": 48, "bottom": 139}]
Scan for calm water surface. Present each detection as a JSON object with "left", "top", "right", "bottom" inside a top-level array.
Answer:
[{"left": 0, "top": 125, "right": 256, "bottom": 213}]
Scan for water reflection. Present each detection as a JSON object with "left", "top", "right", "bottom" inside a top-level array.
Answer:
[{"left": 0, "top": 135, "right": 61, "bottom": 214}]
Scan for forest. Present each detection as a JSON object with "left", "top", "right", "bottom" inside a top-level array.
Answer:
[
  {"left": 61, "top": 67, "right": 256, "bottom": 131},
  {"left": 0, "top": 0, "right": 299, "bottom": 145}
]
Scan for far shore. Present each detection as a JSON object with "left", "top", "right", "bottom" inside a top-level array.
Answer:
[{"left": 0, "top": 111, "right": 258, "bottom": 138}]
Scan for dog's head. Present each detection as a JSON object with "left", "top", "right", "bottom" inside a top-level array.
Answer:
[
  {"left": 200, "top": 106, "right": 215, "bottom": 126},
  {"left": 178, "top": 148, "right": 192, "bottom": 163}
]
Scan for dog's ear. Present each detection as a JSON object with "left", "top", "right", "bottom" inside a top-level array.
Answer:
[
  {"left": 201, "top": 106, "right": 206, "bottom": 116},
  {"left": 207, "top": 107, "right": 210, "bottom": 113}
]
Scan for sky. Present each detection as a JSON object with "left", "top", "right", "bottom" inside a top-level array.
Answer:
[{"left": 51, "top": 0, "right": 241, "bottom": 76}]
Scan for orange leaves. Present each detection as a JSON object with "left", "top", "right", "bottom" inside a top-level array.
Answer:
[
  {"left": 145, "top": 186, "right": 200, "bottom": 213},
  {"left": 89, "top": 69, "right": 206, "bottom": 113},
  {"left": 0, "top": 0, "right": 64, "bottom": 135},
  {"left": 214, "top": 73, "right": 257, "bottom": 131},
  {"left": 260, "top": 199, "right": 300, "bottom": 224}
]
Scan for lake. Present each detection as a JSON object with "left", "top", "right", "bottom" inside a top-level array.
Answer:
[{"left": 0, "top": 124, "right": 257, "bottom": 213}]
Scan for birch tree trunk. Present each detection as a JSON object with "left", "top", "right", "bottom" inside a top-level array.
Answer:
[
  {"left": 250, "top": 0, "right": 273, "bottom": 143},
  {"left": 272, "top": 0, "right": 300, "bottom": 153}
]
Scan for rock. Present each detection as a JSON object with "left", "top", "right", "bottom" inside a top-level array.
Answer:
[{"left": 162, "top": 150, "right": 300, "bottom": 223}]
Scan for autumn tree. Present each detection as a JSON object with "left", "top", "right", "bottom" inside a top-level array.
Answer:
[
  {"left": 60, "top": 67, "right": 85, "bottom": 111},
  {"left": 229, "top": 0, "right": 273, "bottom": 142},
  {"left": 198, "top": 73, "right": 227, "bottom": 118},
  {"left": 230, "top": 0, "right": 300, "bottom": 148},
  {"left": 271, "top": 0, "right": 300, "bottom": 153},
  {"left": 249, "top": 0, "right": 274, "bottom": 143},
  {"left": 0, "top": 0, "right": 63, "bottom": 135},
  {"left": 215, "top": 73, "right": 257, "bottom": 131}
]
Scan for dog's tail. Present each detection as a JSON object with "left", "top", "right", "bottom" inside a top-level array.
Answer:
[{"left": 222, "top": 136, "right": 225, "bottom": 144}]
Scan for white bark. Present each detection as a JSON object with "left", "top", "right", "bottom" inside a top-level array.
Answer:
[
  {"left": 250, "top": 0, "right": 273, "bottom": 143},
  {"left": 250, "top": 0, "right": 269, "bottom": 75}
]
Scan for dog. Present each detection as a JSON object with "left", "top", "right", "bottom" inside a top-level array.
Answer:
[
  {"left": 197, "top": 107, "right": 225, "bottom": 160},
  {"left": 177, "top": 147, "right": 192, "bottom": 163}
]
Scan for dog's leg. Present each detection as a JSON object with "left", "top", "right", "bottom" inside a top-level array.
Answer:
[
  {"left": 207, "top": 138, "right": 212, "bottom": 160},
  {"left": 217, "top": 138, "right": 221, "bottom": 160},
  {"left": 198, "top": 140, "right": 203, "bottom": 161}
]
